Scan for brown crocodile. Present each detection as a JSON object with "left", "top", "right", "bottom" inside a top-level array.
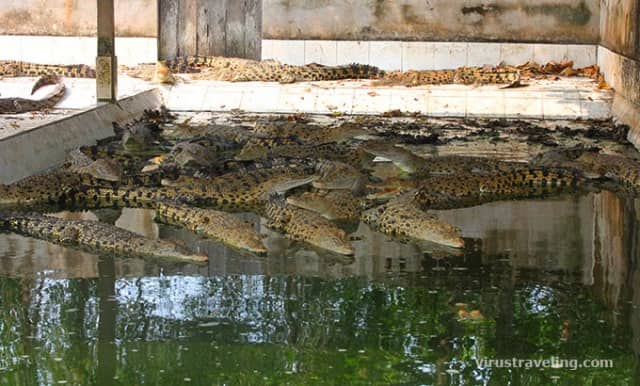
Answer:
[
  {"left": 0, "top": 211, "right": 207, "bottom": 263},
  {"left": 373, "top": 65, "right": 522, "bottom": 88},
  {"left": 286, "top": 190, "right": 364, "bottom": 221},
  {"left": 155, "top": 201, "right": 267, "bottom": 255},
  {"left": 415, "top": 168, "right": 579, "bottom": 210},
  {"left": 264, "top": 199, "right": 354, "bottom": 255},
  {"left": 361, "top": 193, "right": 465, "bottom": 249},
  {"left": 0, "top": 61, "right": 96, "bottom": 78},
  {"left": 0, "top": 75, "right": 65, "bottom": 114},
  {"left": 127, "top": 56, "right": 383, "bottom": 84},
  {"left": 574, "top": 152, "right": 640, "bottom": 190}
]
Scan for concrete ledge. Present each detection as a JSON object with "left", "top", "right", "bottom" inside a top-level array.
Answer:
[{"left": 0, "top": 88, "right": 163, "bottom": 184}]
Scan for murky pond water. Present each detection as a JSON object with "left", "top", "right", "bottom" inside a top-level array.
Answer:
[{"left": 0, "top": 189, "right": 638, "bottom": 385}]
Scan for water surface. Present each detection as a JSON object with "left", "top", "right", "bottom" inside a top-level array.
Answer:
[{"left": 0, "top": 191, "right": 638, "bottom": 385}]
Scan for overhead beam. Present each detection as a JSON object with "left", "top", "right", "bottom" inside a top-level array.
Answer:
[{"left": 96, "top": 0, "right": 117, "bottom": 101}]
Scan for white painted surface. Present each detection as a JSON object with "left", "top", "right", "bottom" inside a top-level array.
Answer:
[
  {"left": 0, "top": 35, "right": 597, "bottom": 71},
  {"left": 0, "top": 35, "right": 156, "bottom": 66},
  {"left": 265, "top": 40, "right": 597, "bottom": 70},
  {"left": 159, "top": 76, "right": 611, "bottom": 120}
]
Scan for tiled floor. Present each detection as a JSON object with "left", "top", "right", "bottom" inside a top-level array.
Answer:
[
  {"left": 160, "top": 76, "right": 613, "bottom": 120},
  {"left": 0, "top": 74, "right": 614, "bottom": 140}
]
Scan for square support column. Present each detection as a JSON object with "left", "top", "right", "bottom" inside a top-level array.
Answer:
[{"left": 97, "top": 0, "right": 117, "bottom": 101}]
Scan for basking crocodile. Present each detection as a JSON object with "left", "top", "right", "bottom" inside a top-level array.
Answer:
[
  {"left": 0, "top": 170, "right": 122, "bottom": 207},
  {"left": 374, "top": 65, "right": 521, "bottom": 88},
  {"left": 415, "top": 168, "right": 579, "bottom": 210},
  {"left": 0, "top": 61, "right": 96, "bottom": 78},
  {"left": 69, "top": 163, "right": 318, "bottom": 212},
  {"left": 361, "top": 193, "right": 465, "bottom": 249},
  {"left": 0, "top": 211, "right": 207, "bottom": 263},
  {"left": 575, "top": 152, "right": 640, "bottom": 190},
  {"left": 313, "top": 160, "right": 365, "bottom": 193},
  {"left": 0, "top": 75, "right": 65, "bottom": 114},
  {"left": 264, "top": 199, "right": 354, "bottom": 255},
  {"left": 155, "top": 201, "right": 267, "bottom": 255},
  {"left": 286, "top": 190, "right": 364, "bottom": 221}
]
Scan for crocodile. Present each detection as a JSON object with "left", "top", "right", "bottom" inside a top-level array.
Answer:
[
  {"left": 0, "top": 74, "right": 65, "bottom": 114},
  {"left": 574, "top": 152, "right": 640, "bottom": 189},
  {"left": 155, "top": 201, "right": 267, "bottom": 255},
  {"left": 0, "top": 211, "right": 207, "bottom": 263},
  {"left": 145, "top": 56, "right": 384, "bottom": 83},
  {"left": 373, "top": 65, "right": 521, "bottom": 88},
  {"left": 66, "top": 149, "right": 123, "bottom": 182},
  {"left": 0, "top": 61, "right": 96, "bottom": 78},
  {"left": 415, "top": 156, "right": 528, "bottom": 177},
  {"left": 70, "top": 163, "right": 318, "bottom": 212},
  {"left": 264, "top": 199, "right": 354, "bottom": 255},
  {"left": 415, "top": 168, "right": 579, "bottom": 210},
  {"left": 234, "top": 141, "right": 373, "bottom": 169},
  {"left": 0, "top": 170, "right": 121, "bottom": 207},
  {"left": 286, "top": 190, "right": 364, "bottom": 221},
  {"left": 312, "top": 160, "right": 365, "bottom": 193},
  {"left": 361, "top": 193, "right": 465, "bottom": 248}
]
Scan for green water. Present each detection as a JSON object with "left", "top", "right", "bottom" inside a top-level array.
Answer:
[{"left": 0, "top": 191, "right": 638, "bottom": 385}]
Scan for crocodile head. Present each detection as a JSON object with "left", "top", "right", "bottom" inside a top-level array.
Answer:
[{"left": 152, "top": 61, "right": 176, "bottom": 84}]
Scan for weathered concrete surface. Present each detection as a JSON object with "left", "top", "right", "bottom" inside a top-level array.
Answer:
[
  {"left": 598, "top": 0, "right": 640, "bottom": 149},
  {"left": 263, "top": 0, "right": 600, "bottom": 43},
  {"left": 600, "top": 0, "right": 639, "bottom": 60},
  {"left": 0, "top": 0, "right": 156, "bottom": 37},
  {"left": 158, "top": 0, "right": 262, "bottom": 60},
  {"left": 0, "top": 89, "right": 162, "bottom": 184}
]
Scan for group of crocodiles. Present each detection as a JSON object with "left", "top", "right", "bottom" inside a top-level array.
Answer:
[
  {"left": 0, "top": 111, "right": 636, "bottom": 263},
  {"left": 0, "top": 55, "right": 600, "bottom": 114}
]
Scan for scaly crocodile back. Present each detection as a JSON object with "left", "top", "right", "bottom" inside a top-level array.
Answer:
[{"left": 0, "top": 61, "right": 96, "bottom": 78}]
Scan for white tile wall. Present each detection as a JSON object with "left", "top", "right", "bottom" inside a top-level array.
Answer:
[
  {"left": 369, "top": 41, "right": 402, "bottom": 71},
  {"left": 567, "top": 44, "right": 596, "bottom": 68},
  {"left": 337, "top": 41, "right": 369, "bottom": 65},
  {"left": 264, "top": 40, "right": 597, "bottom": 70},
  {"left": 533, "top": 44, "right": 569, "bottom": 64},
  {"left": 0, "top": 35, "right": 156, "bottom": 66},
  {"left": 500, "top": 43, "right": 535, "bottom": 65},
  {"left": 433, "top": 42, "right": 467, "bottom": 69},
  {"left": 271, "top": 40, "right": 305, "bottom": 66},
  {"left": 305, "top": 40, "right": 337, "bottom": 65},
  {"left": 402, "top": 42, "right": 434, "bottom": 71},
  {"left": 1, "top": 36, "right": 597, "bottom": 71},
  {"left": 467, "top": 43, "right": 502, "bottom": 67}
]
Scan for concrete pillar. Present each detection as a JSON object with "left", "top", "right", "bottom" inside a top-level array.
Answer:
[{"left": 96, "top": 0, "right": 117, "bottom": 101}]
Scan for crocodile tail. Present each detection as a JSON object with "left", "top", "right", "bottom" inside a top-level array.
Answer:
[{"left": 31, "top": 74, "right": 61, "bottom": 95}]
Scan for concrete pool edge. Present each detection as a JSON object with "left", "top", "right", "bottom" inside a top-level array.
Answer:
[{"left": 0, "top": 88, "right": 163, "bottom": 184}]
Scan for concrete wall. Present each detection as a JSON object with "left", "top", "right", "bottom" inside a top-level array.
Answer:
[
  {"left": 263, "top": 0, "right": 600, "bottom": 43},
  {"left": 598, "top": 0, "right": 640, "bottom": 147},
  {"left": 0, "top": 0, "right": 600, "bottom": 44},
  {"left": 0, "top": 0, "right": 157, "bottom": 37}
]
